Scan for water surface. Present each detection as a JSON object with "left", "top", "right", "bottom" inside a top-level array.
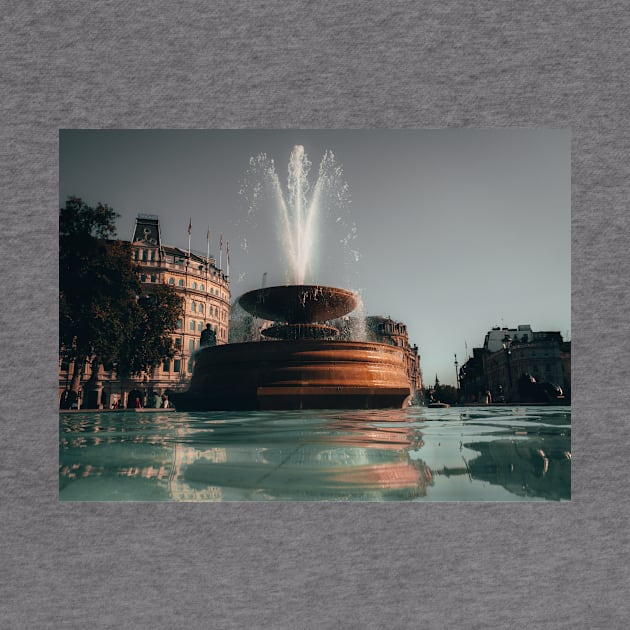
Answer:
[{"left": 59, "top": 406, "right": 571, "bottom": 501}]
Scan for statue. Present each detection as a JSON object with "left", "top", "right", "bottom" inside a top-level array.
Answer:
[{"left": 200, "top": 323, "right": 217, "bottom": 348}]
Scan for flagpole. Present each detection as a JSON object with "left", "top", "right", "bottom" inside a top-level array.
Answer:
[
  {"left": 187, "top": 217, "right": 192, "bottom": 257},
  {"left": 226, "top": 241, "right": 230, "bottom": 277},
  {"left": 206, "top": 224, "right": 210, "bottom": 283},
  {"left": 219, "top": 234, "right": 223, "bottom": 271}
]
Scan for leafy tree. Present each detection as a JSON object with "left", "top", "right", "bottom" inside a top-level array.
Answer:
[
  {"left": 424, "top": 383, "right": 460, "bottom": 405},
  {"left": 60, "top": 197, "right": 182, "bottom": 393}
]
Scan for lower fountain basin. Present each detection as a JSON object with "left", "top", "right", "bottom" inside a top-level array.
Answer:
[{"left": 171, "top": 339, "right": 412, "bottom": 411}]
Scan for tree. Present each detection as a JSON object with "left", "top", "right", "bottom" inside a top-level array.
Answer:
[{"left": 60, "top": 197, "right": 183, "bottom": 393}]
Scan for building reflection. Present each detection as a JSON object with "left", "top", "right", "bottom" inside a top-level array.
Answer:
[
  {"left": 59, "top": 411, "right": 433, "bottom": 501},
  {"left": 436, "top": 437, "right": 571, "bottom": 500},
  {"left": 59, "top": 411, "right": 570, "bottom": 501}
]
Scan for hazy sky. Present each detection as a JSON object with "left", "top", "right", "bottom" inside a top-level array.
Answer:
[{"left": 59, "top": 129, "right": 570, "bottom": 386}]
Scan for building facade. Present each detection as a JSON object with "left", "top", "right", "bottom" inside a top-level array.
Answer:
[
  {"left": 59, "top": 214, "right": 231, "bottom": 409},
  {"left": 365, "top": 316, "right": 423, "bottom": 401},
  {"left": 459, "top": 325, "right": 571, "bottom": 404}
]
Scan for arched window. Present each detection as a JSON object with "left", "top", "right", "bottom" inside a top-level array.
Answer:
[
  {"left": 191, "top": 301, "right": 196, "bottom": 313},
  {"left": 200, "top": 284, "right": 205, "bottom": 291},
  {"left": 199, "top": 304, "right": 204, "bottom": 314},
  {"left": 178, "top": 279, "right": 184, "bottom": 286},
  {"left": 190, "top": 320, "right": 195, "bottom": 331},
  {"left": 198, "top": 322, "right": 203, "bottom": 332},
  {"left": 192, "top": 282, "right": 197, "bottom": 289},
  {"left": 189, "top": 339, "right": 194, "bottom": 351},
  {"left": 168, "top": 278, "right": 175, "bottom": 285}
]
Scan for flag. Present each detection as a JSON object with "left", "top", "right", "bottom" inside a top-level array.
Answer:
[{"left": 188, "top": 217, "right": 192, "bottom": 235}]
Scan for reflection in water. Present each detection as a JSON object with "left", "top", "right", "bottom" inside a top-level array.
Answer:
[{"left": 59, "top": 406, "right": 570, "bottom": 502}]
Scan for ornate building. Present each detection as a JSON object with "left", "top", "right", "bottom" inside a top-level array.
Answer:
[
  {"left": 59, "top": 214, "right": 231, "bottom": 409},
  {"left": 458, "top": 325, "right": 571, "bottom": 404},
  {"left": 365, "top": 316, "right": 423, "bottom": 401}
]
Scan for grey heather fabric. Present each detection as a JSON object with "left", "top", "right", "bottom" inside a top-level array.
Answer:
[{"left": 1, "top": 1, "right": 628, "bottom": 628}]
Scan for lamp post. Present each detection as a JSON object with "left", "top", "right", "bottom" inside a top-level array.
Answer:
[
  {"left": 502, "top": 334, "right": 513, "bottom": 401},
  {"left": 454, "top": 354, "right": 460, "bottom": 403}
]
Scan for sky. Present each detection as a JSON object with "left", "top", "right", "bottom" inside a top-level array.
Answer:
[{"left": 59, "top": 129, "right": 570, "bottom": 386}]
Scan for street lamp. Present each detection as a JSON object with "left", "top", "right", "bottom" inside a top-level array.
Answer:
[
  {"left": 454, "top": 354, "right": 460, "bottom": 402},
  {"left": 502, "top": 334, "right": 513, "bottom": 401}
]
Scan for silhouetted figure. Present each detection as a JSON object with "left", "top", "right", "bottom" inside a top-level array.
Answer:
[{"left": 200, "top": 323, "right": 217, "bottom": 348}]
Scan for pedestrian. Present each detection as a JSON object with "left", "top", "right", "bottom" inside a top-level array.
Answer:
[{"left": 135, "top": 396, "right": 142, "bottom": 409}]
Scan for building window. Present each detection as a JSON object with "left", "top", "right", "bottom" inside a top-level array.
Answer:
[
  {"left": 191, "top": 301, "right": 196, "bottom": 313},
  {"left": 142, "top": 250, "right": 148, "bottom": 261},
  {"left": 193, "top": 282, "right": 197, "bottom": 289},
  {"left": 190, "top": 320, "right": 195, "bottom": 331},
  {"left": 188, "top": 358, "right": 193, "bottom": 373},
  {"left": 200, "top": 284, "right": 205, "bottom": 291},
  {"left": 178, "top": 279, "right": 184, "bottom": 286},
  {"left": 150, "top": 250, "right": 155, "bottom": 261},
  {"left": 189, "top": 339, "right": 195, "bottom": 351},
  {"left": 198, "top": 322, "right": 203, "bottom": 332},
  {"left": 177, "top": 319, "right": 182, "bottom": 329},
  {"left": 134, "top": 249, "right": 139, "bottom": 261},
  {"left": 150, "top": 274, "right": 156, "bottom": 283},
  {"left": 162, "top": 360, "right": 170, "bottom": 372},
  {"left": 168, "top": 277, "right": 175, "bottom": 285},
  {"left": 199, "top": 304, "right": 204, "bottom": 314},
  {"left": 140, "top": 274, "right": 146, "bottom": 282},
  {"left": 174, "top": 359, "right": 181, "bottom": 373}
]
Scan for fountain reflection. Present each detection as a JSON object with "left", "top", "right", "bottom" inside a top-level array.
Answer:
[{"left": 181, "top": 412, "right": 432, "bottom": 500}]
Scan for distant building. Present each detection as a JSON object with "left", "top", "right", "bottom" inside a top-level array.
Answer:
[
  {"left": 59, "top": 214, "right": 231, "bottom": 409},
  {"left": 459, "top": 325, "right": 570, "bottom": 404},
  {"left": 365, "top": 316, "right": 423, "bottom": 401}
]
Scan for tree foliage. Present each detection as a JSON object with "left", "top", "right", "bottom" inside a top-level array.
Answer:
[{"left": 60, "top": 197, "right": 183, "bottom": 390}]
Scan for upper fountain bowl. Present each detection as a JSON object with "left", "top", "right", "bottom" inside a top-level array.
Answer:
[{"left": 238, "top": 285, "right": 360, "bottom": 324}]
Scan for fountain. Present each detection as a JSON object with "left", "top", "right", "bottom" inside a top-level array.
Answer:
[{"left": 171, "top": 146, "right": 412, "bottom": 410}]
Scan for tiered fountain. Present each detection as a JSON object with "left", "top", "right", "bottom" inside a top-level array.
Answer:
[{"left": 172, "top": 146, "right": 411, "bottom": 410}]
